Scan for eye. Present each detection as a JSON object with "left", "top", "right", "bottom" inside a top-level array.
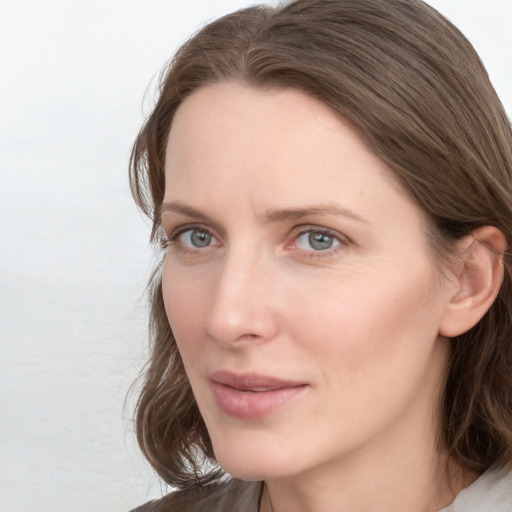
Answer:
[
  {"left": 169, "top": 226, "right": 221, "bottom": 250},
  {"left": 295, "top": 229, "right": 343, "bottom": 252},
  {"left": 181, "top": 229, "right": 214, "bottom": 248}
]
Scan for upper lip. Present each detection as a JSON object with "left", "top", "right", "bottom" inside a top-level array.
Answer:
[{"left": 210, "top": 370, "right": 306, "bottom": 391}]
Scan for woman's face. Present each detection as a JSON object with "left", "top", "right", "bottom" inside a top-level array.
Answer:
[{"left": 161, "top": 82, "right": 456, "bottom": 481}]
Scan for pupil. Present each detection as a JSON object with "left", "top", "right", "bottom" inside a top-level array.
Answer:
[
  {"left": 191, "top": 231, "right": 211, "bottom": 247},
  {"left": 308, "top": 232, "right": 333, "bottom": 250}
]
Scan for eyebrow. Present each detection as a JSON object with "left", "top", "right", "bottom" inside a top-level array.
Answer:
[
  {"left": 159, "top": 201, "right": 210, "bottom": 221},
  {"left": 159, "top": 201, "right": 368, "bottom": 224},
  {"left": 264, "top": 204, "right": 367, "bottom": 224}
]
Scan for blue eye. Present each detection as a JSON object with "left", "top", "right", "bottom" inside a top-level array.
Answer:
[
  {"left": 179, "top": 229, "right": 215, "bottom": 248},
  {"left": 296, "top": 230, "right": 341, "bottom": 251}
]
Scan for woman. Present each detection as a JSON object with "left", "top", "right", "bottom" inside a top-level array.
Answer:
[{"left": 129, "top": 0, "right": 512, "bottom": 510}]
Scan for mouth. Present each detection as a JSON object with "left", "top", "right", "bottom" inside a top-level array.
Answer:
[{"left": 210, "top": 370, "right": 308, "bottom": 420}]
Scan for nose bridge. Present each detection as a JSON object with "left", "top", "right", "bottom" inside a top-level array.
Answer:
[{"left": 205, "top": 243, "right": 277, "bottom": 345}]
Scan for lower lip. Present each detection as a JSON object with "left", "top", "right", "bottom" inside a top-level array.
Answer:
[{"left": 211, "top": 382, "right": 307, "bottom": 420}]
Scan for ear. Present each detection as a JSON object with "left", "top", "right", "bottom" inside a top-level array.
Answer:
[{"left": 439, "top": 226, "right": 506, "bottom": 338}]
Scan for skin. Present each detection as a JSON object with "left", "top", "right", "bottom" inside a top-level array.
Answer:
[{"left": 160, "top": 82, "right": 473, "bottom": 512}]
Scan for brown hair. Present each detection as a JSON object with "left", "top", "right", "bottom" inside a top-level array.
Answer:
[{"left": 130, "top": 0, "right": 512, "bottom": 489}]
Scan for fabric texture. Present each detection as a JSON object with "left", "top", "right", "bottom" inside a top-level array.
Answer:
[
  {"left": 439, "top": 467, "right": 512, "bottom": 512},
  {"left": 131, "top": 467, "right": 512, "bottom": 511},
  {"left": 130, "top": 478, "right": 261, "bottom": 512}
]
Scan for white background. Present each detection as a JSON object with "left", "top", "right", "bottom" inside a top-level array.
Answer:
[{"left": 0, "top": 1, "right": 510, "bottom": 511}]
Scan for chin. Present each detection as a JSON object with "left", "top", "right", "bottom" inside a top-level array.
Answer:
[{"left": 212, "top": 437, "right": 307, "bottom": 482}]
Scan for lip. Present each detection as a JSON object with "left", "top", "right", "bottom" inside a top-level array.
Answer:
[{"left": 210, "top": 370, "right": 308, "bottom": 420}]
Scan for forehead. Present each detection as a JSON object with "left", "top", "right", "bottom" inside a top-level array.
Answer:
[
  {"left": 165, "top": 82, "right": 399, "bottom": 193},
  {"left": 167, "top": 82, "right": 425, "bottom": 222}
]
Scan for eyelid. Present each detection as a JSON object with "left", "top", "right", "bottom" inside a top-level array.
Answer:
[
  {"left": 293, "top": 225, "right": 349, "bottom": 242},
  {"left": 286, "top": 225, "right": 350, "bottom": 256},
  {"left": 165, "top": 222, "right": 212, "bottom": 239},
  {"left": 165, "top": 223, "right": 222, "bottom": 250}
]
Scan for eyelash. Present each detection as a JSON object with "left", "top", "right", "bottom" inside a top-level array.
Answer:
[
  {"left": 290, "top": 227, "right": 348, "bottom": 258},
  {"left": 161, "top": 224, "right": 214, "bottom": 253},
  {"left": 162, "top": 224, "right": 349, "bottom": 258}
]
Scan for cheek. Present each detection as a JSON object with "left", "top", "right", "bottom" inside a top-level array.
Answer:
[
  {"left": 161, "top": 262, "right": 210, "bottom": 364},
  {"left": 282, "top": 268, "right": 447, "bottom": 451},
  {"left": 287, "top": 262, "right": 444, "bottom": 385}
]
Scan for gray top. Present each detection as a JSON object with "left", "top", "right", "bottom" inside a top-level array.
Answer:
[
  {"left": 439, "top": 467, "right": 512, "bottom": 512},
  {"left": 131, "top": 467, "right": 512, "bottom": 511}
]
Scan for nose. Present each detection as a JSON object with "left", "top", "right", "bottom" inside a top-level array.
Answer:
[{"left": 205, "top": 250, "right": 279, "bottom": 347}]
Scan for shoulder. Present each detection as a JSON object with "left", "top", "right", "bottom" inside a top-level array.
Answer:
[
  {"left": 129, "top": 478, "right": 262, "bottom": 512},
  {"left": 440, "top": 467, "right": 512, "bottom": 512}
]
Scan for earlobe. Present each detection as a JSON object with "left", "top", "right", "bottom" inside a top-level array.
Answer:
[{"left": 439, "top": 226, "right": 507, "bottom": 338}]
